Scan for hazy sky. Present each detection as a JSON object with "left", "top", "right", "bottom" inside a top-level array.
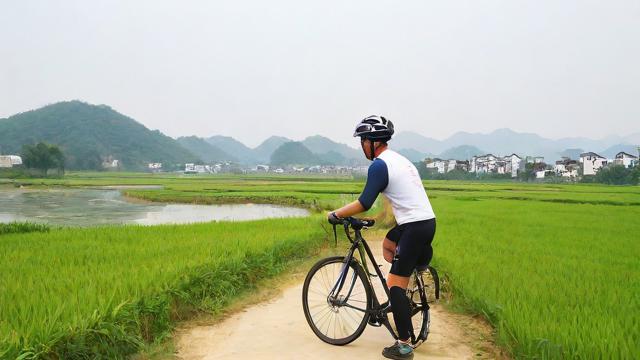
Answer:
[{"left": 1, "top": 0, "right": 639, "bottom": 147}]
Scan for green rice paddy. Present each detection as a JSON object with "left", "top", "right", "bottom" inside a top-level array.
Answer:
[{"left": 1, "top": 173, "right": 638, "bottom": 359}]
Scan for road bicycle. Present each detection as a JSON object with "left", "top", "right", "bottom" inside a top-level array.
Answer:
[{"left": 302, "top": 217, "right": 440, "bottom": 348}]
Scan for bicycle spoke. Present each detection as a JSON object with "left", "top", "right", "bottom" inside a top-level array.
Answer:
[
  {"left": 325, "top": 311, "right": 334, "bottom": 336},
  {"left": 307, "top": 287, "right": 327, "bottom": 298},
  {"left": 343, "top": 306, "right": 361, "bottom": 327},
  {"left": 320, "top": 267, "right": 331, "bottom": 293},
  {"left": 346, "top": 298, "right": 367, "bottom": 303},
  {"left": 311, "top": 306, "right": 332, "bottom": 320},
  {"left": 315, "top": 308, "right": 333, "bottom": 332},
  {"left": 308, "top": 302, "right": 327, "bottom": 310}
]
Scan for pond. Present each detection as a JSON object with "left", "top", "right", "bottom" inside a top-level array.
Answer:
[{"left": 0, "top": 187, "right": 309, "bottom": 226}]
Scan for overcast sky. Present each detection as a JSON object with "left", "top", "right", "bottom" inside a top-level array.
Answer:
[{"left": 1, "top": 0, "right": 639, "bottom": 147}]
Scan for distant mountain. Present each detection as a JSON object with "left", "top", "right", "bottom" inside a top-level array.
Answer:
[
  {"left": 393, "top": 131, "right": 445, "bottom": 154},
  {"left": 445, "top": 128, "right": 557, "bottom": 159},
  {"left": 270, "top": 142, "right": 321, "bottom": 166},
  {"left": 623, "top": 133, "right": 640, "bottom": 145},
  {"left": 397, "top": 148, "right": 432, "bottom": 162},
  {"left": 394, "top": 128, "right": 639, "bottom": 162},
  {"left": 206, "top": 135, "right": 255, "bottom": 163},
  {"left": 0, "top": 101, "right": 200, "bottom": 170},
  {"left": 558, "top": 148, "right": 584, "bottom": 160},
  {"left": 301, "top": 135, "right": 365, "bottom": 164},
  {"left": 317, "top": 150, "right": 347, "bottom": 165},
  {"left": 438, "top": 145, "right": 485, "bottom": 160},
  {"left": 177, "top": 136, "right": 236, "bottom": 163},
  {"left": 253, "top": 136, "right": 292, "bottom": 162},
  {"left": 397, "top": 145, "right": 483, "bottom": 162},
  {"left": 600, "top": 144, "right": 639, "bottom": 159}
]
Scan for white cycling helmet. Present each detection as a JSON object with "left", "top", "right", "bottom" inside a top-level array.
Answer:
[{"left": 353, "top": 115, "right": 394, "bottom": 141}]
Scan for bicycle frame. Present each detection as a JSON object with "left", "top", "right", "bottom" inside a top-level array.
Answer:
[{"left": 328, "top": 224, "right": 399, "bottom": 340}]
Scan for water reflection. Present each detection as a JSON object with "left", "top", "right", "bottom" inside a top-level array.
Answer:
[{"left": 0, "top": 188, "right": 309, "bottom": 226}]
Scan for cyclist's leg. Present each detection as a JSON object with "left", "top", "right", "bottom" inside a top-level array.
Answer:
[
  {"left": 388, "top": 228, "right": 421, "bottom": 342},
  {"left": 416, "top": 218, "right": 436, "bottom": 269},
  {"left": 388, "top": 220, "right": 436, "bottom": 341},
  {"left": 382, "top": 238, "right": 396, "bottom": 264},
  {"left": 383, "top": 225, "right": 402, "bottom": 264}
]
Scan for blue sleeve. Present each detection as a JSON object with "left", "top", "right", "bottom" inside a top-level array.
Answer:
[{"left": 358, "top": 159, "right": 389, "bottom": 210}]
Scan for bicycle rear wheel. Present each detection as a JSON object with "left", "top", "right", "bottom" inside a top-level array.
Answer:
[
  {"left": 406, "top": 266, "right": 439, "bottom": 347},
  {"left": 302, "top": 256, "right": 372, "bottom": 345}
]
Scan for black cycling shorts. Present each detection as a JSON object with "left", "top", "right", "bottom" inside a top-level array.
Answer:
[{"left": 386, "top": 218, "right": 436, "bottom": 277}]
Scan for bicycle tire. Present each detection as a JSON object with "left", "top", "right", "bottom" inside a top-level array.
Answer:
[
  {"left": 406, "top": 270, "right": 428, "bottom": 347},
  {"left": 407, "top": 265, "right": 440, "bottom": 347},
  {"left": 302, "top": 256, "right": 372, "bottom": 345},
  {"left": 426, "top": 265, "right": 440, "bottom": 302}
]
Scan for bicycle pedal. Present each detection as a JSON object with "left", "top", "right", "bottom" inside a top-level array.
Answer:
[
  {"left": 369, "top": 272, "right": 378, "bottom": 277},
  {"left": 368, "top": 320, "right": 383, "bottom": 327}
]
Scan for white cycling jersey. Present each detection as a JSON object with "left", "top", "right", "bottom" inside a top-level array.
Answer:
[{"left": 358, "top": 149, "right": 435, "bottom": 225}]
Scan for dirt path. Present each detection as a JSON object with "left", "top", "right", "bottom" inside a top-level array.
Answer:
[{"left": 175, "top": 239, "right": 505, "bottom": 359}]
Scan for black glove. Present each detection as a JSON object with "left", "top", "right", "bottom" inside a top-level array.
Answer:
[{"left": 327, "top": 211, "right": 342, "bottom": 225}]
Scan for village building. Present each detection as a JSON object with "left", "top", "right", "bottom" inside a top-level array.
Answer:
[
  {"left": 184, "top": 163, "right": 196, "bottom": 174},
  {"left": 554, "top": 157, "right": 580, "bottom": 178},
  {"left": 503, "top": 154, "right": 523, "bottom": 178},
  {"left": 470, "top": 154, "right": 498, "bottom": 173},
  {"left": 579, "top": 152, "right": 607, "bottom": 176},
  {"left": 470, "top": 154, "right": 521, "bottom": 177},
  {"left": 0, "top": 155, "right": 23, "bottom": 168},
  {"left": 614, "top": 152, "right": 638, "bottom": 168},
  {"left": 101, "top": 155, "right": 120, "bottom": 169},
  {"left": 148, "top": 163, "right": 162, "bottom": 172},
  {"left": 452, "top": 160, "right": 470, "bottom": 172},
  {"left": 425, "top": 158, "right": 447, "bottom": 174}
]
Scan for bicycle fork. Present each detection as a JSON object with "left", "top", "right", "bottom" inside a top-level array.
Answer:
[{"left": 327, "top": 244, "right": 359, "bottom": 307}]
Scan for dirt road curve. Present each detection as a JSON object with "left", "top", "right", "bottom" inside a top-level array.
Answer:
[{"left": 176, "top": 240, "right": 503, "bottom": 360}]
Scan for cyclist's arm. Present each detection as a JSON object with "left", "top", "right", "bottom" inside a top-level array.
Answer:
[
  {"left": 331, "top": 159, "right": 388, "bottom": 218},
  {"left": 332, "top": 200, "right": 366, "bottom": 218}
]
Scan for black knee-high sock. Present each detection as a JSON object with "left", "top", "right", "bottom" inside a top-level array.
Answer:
[{"left": 389, "top": 286, "right": 412, "bottom": 341}]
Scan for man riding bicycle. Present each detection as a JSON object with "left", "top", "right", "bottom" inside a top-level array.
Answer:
[{"left": 328, "top": 115, "right": 436, "bottom": 360}]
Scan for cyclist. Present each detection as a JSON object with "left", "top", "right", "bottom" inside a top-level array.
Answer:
[{"left": 328, "top": 115, "right": 436, "bottom": 360}]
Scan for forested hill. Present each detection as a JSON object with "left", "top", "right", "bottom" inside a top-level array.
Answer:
[
  {"left": 0, "top": 101, "right": 200, "bottom": 170},
  {"left": 177, "top": 136, "right": 237, "bottom": 163}
]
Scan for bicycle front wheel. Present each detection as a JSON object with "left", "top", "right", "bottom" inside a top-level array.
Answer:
[{"left": 302, "top": 256, "right": 372, "bottom": 345}]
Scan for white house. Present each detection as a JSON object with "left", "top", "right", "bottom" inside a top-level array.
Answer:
[
  {"left": 614, "top": 152, "right": 638, "bottom": 168},
  {"left": 445, "top": 160, "right": 456, "bottom": 173},
  {"left": 184, "top": 163, "right": 196, "bottom": 174},
  {"left": 425, "top": 158, "right": 469, "bottom": 174},
  {"left": 580, "top": 152, "right": 607, "bottom": 176},
  {"left": 471, "top": 154, "right": 520, "bottom": 176},
  {"left": 0, "top": 155, "right": 23, "bottom": 168},
  {"left": 102, "top": 155, "right": 120, "bottom": 169},
  {"left": 495, "top": 160, "right": 507, "bottom": 174},
  {"left": 554, "top": 158, "right": 579, "bottom": 178},
  {"left": 425, "top": 158, "right": 447, "bottom": 174},
  {"left": 471, "top": 154, "right": 498, "bottom": 173},
  {"left": 504, "top": 154, "right": 523, "bottom": 178},
  {"left": 148, "top": 162, "right": 163, "bottom": 171}
]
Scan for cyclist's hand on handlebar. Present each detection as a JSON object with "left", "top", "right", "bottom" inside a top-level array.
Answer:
[{"left": 327, "top": 211, "right": 342, "bottom": 225}]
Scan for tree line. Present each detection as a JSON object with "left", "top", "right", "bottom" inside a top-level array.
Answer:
[{"left": 20, "top": 142, "right": 65, "bottom": 177}]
